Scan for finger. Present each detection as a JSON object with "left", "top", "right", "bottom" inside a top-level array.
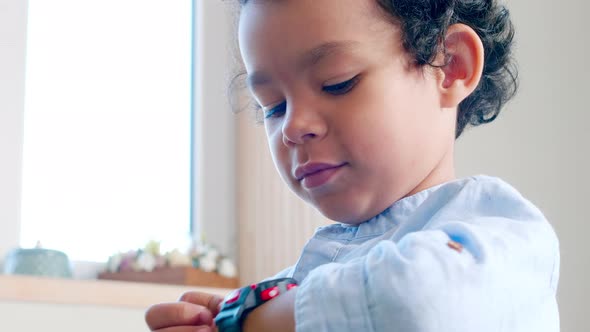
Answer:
[
  {"left": 178, "top": 292, "right": 225, "bottom": 316},
  {"left": 145, "top": 302, "right": 213, "bottom": 330},
  {"left": 154, "top": 326, "right": 213, "bottom": 332}
]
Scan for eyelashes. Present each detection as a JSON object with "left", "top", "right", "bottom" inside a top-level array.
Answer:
[
  {"left": 263, "top": 75, "right": 360, "bottom": 119},
  {"left": 322, "top": 75, "right": 359, "bottom": 95},
  {"left": 263, "top": 101, "right": 287, "bottom": 119}
]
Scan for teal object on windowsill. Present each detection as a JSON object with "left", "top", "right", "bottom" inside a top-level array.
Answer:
[{"left": 3, "top": 248, "right": 73, "bottom": 278}]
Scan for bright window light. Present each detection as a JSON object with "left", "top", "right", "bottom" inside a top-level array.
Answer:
[{"left": 20, "top": 0, "right": 193, "bottom": 262}]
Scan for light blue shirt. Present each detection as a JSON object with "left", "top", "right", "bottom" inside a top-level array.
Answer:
[{"left": 274, "top": 175, "right": 560, "bottom": 331}]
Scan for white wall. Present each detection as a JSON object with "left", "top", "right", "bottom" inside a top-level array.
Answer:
[
  {"left": 0, "top": 0, "right": 27, "bottom": 260},
  {"left": 455, "top": 0, "right": 589, "bottom": 330}
]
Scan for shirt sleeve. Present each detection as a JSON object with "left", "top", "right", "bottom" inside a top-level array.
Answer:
[
  {"left": 294, "top": 217, "right": 560, "bottom": 332},
  {"left": 265, "top": 265, "right": 294, "bottom": 280}
]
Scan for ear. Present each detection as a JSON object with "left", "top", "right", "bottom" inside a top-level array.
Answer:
[{"left": 437, "top": 24, "right": 485, "bottom": 109}]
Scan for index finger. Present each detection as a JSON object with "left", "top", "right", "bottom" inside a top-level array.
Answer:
[{"left": 178, "top": 292, "right": 225, "bottom": 316}]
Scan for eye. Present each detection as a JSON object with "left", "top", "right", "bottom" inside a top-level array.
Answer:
[
  {"left": 263, "top": 101, "right": 287, "bottom": 119},
  {"left": 323, "top": 76, "right": 359, "bottom": 95}
]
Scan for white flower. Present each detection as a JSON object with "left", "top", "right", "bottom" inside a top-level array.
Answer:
[
  {"left": 167, "top": 249, "right": 192, "bottom": 267},
  {"left": 135, "top": 252, "right": 157, "bottom": 272},
  {"left": 205, "top": 248, "right": 220, "bottom": 262},
  {"left": 218, "top": 258, "right": 237, "bottom": 278},
  {"left": 199, "top": 255, "right": 217, "bottom": 272}
]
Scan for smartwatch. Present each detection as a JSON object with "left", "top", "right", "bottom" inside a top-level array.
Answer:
[{"left": 214, "top": 277, "right": 298, "bottom": 332}]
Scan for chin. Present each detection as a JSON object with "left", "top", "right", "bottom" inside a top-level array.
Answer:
[
  {"left": 314, "top": 204, "right": 365, "bottom": 224},
  {"left": 313, "top": 192, "right": 400, "bottom": 224},
  {"left": 299, "top": 189, "right": 365, "bottom": 223}
]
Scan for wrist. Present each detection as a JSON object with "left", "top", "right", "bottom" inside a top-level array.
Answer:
[
  {"left": 214, "top": 278, "right": 298, "bottom": 332},
  {"left": 242, "top": 287, "right": 297, "bottom": 332}
]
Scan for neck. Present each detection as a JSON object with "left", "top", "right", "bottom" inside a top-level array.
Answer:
[{"left": 407, "top": 143, "right": 456, "bottom": 197}]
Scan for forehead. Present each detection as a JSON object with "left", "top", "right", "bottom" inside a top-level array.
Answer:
[{"left": 238, "top": 0, "right": 396, "bottom": 74}]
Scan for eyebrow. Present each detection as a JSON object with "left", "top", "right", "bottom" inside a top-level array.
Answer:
[{"left": 246, "top": 40, "right": 360, "bottom": 90}]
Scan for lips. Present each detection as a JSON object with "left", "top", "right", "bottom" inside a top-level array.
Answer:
[
  {"left": 294, "top": 163, "right": 342, "bottom": 180},
  {"left": 293, "top": 162, "right": 346, "bottom": 188}
]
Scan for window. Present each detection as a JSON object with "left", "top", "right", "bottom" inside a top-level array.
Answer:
[{"left": 20, "top": 0, "right": 193, "bottom": 261}]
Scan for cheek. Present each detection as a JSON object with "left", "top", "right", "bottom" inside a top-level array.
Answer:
[
  {"left": 265, "top": 126, "right": 292, "bottom": 176},
  {"left": 373, "top": 76, "right": 441, "bottom": 135},
  {"left": 342, "top": 77, "right": 441, "bottom": 161}
]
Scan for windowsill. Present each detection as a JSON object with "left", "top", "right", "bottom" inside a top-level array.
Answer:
[{"left": 0, "top": 274, "right": 232, "bottom": 309}]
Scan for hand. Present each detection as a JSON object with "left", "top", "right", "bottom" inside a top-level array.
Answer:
[{"left": 145, "top": 291, "right": 224, "bottom": 332}]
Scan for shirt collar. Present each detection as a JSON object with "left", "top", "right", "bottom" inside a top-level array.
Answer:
[{"left": 338, "top": 176, "right": 476, "bottom": 239}]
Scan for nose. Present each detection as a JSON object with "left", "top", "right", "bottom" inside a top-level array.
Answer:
[{"left": 281, "top": 103, "right": 327, "bottom": 146}]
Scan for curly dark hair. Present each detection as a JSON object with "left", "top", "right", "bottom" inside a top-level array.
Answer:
[{"left": 236, "top": 0, "right": 518, "bottom": 138}]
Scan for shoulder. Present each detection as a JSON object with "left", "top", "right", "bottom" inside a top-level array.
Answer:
[
  {"left": 427, "top": 175, "right": 558, "bottom": 252},
  {"left": 428, "top": 175, "right": 549, "bottom": 225},
  {"left": 424, "top": 175, "right": 560, "bottom": 288}
]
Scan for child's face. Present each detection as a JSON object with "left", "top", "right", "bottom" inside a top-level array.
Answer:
[{"left": 239, "top": 0, "right": 457, "bottom": 223}]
